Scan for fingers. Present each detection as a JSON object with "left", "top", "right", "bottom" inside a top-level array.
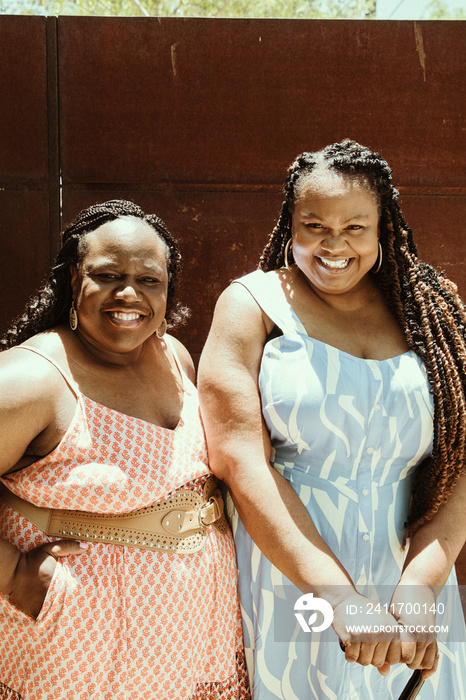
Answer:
[
  {"left": 421, "top": 646, "right": 439, "bottom": 679},
  {"left": 348, "top": 642, "right": 374, "bottom": 667},
  {"left": 42, "top": 539, "right": 89, "bottom": 559},
  {"left": 341, "top": 639, "right": 438, "bottom": 682},
  {"left": 402, "top": 641, "right": 439, "bottom": 678},
  {"left": 420, "top": 644, "right": 439, "bottom": 679},
  {"left": 371, "top": 641, "right": 392, "bottom": 670},
  {"left": 376, "top": 662, "right": 391, "bottom": 676},
  {"left": 341, "top": 641, "right": 369, "bottom": 669},
  {"left": 341, "top": 640, "right": 360, "bottom": 663},
  {"left": 342, "top": 641, "right": 386, "bottom": 668},
  {"left": 376, "top": 640, "right": 438, "bottom": 677},
  {"left": 333, "top": 592, "right": 440, "bottom": 679},
  {"left": 385, "top": 640, "right": 402, "bottom": 667}
]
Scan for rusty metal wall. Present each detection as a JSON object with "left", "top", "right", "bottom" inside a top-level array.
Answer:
[
  {"left": 57, "top": 17, "right": 466, "bottom": 360},
  {"left": 0, "top": 16, "right": 59, "bottom": 335},
  {"left": 1, "top": 16, "right": 466, "bottom": 581}
]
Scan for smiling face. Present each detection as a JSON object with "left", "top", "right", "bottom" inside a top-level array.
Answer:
[
  {"left": 291, "top": 168, "right": 380, "bottom": 299},
  {"left": 70, "top": 216, "right": 169, "bottom": 363}
]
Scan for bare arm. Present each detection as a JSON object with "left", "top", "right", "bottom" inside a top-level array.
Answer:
[
  {"left": 385, "top": 474, "right": 466, "bottom": 677},
  {"left": 0, "top": 350, "right": 59, "bottom": 476},
  {"left": 0, "top": 348, "right": 86, "bottom": 613},
  {"left": 400, "top": 474, "right": 466, "bottom": 589},
  {"left": 198, "top": 284, "right": 350, "bottom": 587}
]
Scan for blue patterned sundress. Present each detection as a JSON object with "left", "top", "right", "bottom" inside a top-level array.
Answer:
[{"left": 229, "top": 270, "right": 466, "bottom": 700}]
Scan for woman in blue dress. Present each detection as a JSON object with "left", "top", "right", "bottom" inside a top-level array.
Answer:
[{"left": 198, "top": 140, "right": 466, "bottom": 698}]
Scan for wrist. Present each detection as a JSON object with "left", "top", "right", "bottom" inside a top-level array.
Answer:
[
  {"left": 309, "top": 585, "right": 359, "bottom": 611},
  {"left": 396, "top": 576, "right": 443, "bottom": 600}
]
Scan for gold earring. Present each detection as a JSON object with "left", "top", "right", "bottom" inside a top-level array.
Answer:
[
  {"left": 69, "top": 300, "right": 78, "bottom": 331},
  {"left": 284, "top": 239, "right": 293, "bottom": 271},
  {"left": 156, "top": 318, "right": 167, "bottom": 338},
  {"left": 372, "top": 242, "right": 383, "bottom": 274}
]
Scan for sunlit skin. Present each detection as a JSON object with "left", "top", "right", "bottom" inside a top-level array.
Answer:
[
  {"left": 70, "top": 216, "right": 169, "bottom": 366},
  {"left": 291, "top": 170, "right": 380, "bottom": 306}
]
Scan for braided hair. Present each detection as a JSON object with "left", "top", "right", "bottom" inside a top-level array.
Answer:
[
  {"left": 261, "top": 139, "right": 466, "bottom": 541},
  {"left": 1, "top": 199, "right": 188, "bottom": 350}
]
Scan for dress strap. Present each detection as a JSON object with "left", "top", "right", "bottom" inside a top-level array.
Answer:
[
  {"left": 12, "top": 345, "right": 80, "bottom": 399},
  {"left": 232, "top": 269, "right": 306, "bottom": 335},
  {"left": 164, "top": 335, "right": 189, "bottom": 391}
]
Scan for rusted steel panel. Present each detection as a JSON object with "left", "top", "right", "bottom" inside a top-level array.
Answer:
[
  {"left": 399, "top": 192, "right": 466, "bottom": 297},
  {"left": 0, "top": 191, "right": 52, "bottom": 334},
  {"left": 58, "top": 17, "right": 466, "bottom": 298},
  {"left": 0, "top": 16, "right": 49, "bottom": 182},
  {"left": 0, "top": 17, "right": 58, "bottom": 336},
  {"left": 58, "top": 18, "right": 465, "bottom": 188}
]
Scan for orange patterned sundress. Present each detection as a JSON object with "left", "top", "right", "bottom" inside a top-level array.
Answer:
[{"left": 0, "top": 345, "right": 250, "bottom": 700}]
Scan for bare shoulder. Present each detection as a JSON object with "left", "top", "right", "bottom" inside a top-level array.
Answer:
[
  {"left": 0, "top": 333, "right": 68, "bottom": 404},
  {"left": 0, "top": 332, "right": 76, "bottom": 473},
  {"left": 18, "top": 327, "right": 72, "bottom": 360},
  {"left": 199, "top": 279, "right": 272, "bottom": 385},
  {"left": 166, "top": 334, "right": 196, "bottom": 384},
  {"left": 211, "top": 278, "right": 274, "bottom": 338}
]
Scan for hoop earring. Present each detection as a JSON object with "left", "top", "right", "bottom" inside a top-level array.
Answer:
[
  {"left": 372, "top": 242, "right": 383, "bottom": 274},
  {"left": 156, "top": 318, "right": 167, "bottom": 338},
  {"left": 69, "top": 300, "right": 78, "bottom": 331},
  {"left": 284, "top": 238, "right": 293, "bottom": 271}
]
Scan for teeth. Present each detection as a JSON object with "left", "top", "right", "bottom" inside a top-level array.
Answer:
[
  {"left": 319, "top": 258, "right": 350, "bottom": 269},
  {"left": 111, "top": 312, "right": 141, "bottom": 321}
]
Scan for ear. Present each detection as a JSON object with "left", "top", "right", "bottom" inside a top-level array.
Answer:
[{"left": 70, "top": 266, "right": 80, "bottom": 297}]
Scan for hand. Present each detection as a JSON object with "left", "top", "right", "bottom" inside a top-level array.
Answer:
[
  {"left": 8, "top": 539, "right": 87, "bottom": 619},
  {"left": 332, "top": 592, "right": 400, "bottom": 674},
  {"left": 389, "top": 584, "right": 439, "bottom": 680}
]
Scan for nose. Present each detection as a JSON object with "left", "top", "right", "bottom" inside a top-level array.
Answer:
[
  {"left": 114, "top": 279, "right": 142, "bottom": 301},
  {"left": 320, "top": 231, "right": 346, "bottom": 252}
]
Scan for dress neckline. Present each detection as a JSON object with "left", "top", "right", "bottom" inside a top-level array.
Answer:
[
  {"left": 82, "top": 389, "right": 186, "bottom": 434},
  {"left": 82, "top": 334, "right": 189, "bottom": 433},
  {"left": 294, "top": 332, "right": 415, "bottom": 364},
  {"left": 266, "top": 271, "right": 413, "bottom": 364},
  {"left": 15, "top": 341, "right": 188, "bottom": 434}
]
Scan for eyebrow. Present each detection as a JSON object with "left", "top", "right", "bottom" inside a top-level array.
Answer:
[
  {"left": 87, "top": 259, "right": 165, "bottom": 274},
  {"left": 301, "top": 211, "right": 372, "bottom": 222}
]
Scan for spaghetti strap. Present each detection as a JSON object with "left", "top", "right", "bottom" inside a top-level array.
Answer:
[
  {"left": 12, "top": 345, "right": 80, "bottom": 399},
  {"left": 232, "top": 269, "right": 306, "bottom": 335},
  {"left": 164, "top": 335, "right": 189, "bottom": 391}
]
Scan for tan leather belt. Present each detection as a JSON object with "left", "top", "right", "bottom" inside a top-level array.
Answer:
[{"left": 0, "top": 475, "right": 227, "bottom": 553}]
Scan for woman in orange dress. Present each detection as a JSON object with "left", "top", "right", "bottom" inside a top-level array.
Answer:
[{"left": 0, "top": 200, "right": 250, "bottom": 700}]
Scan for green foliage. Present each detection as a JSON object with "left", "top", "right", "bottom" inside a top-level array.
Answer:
[
  {"left": 0, "top": 0, "right": 377, "bottom": 18},
  {"left": 0, "top": 0, "right": 464, "bottom": 18},
  {"left": 425, "top": 0, "right": 466, "bottom": 18}
]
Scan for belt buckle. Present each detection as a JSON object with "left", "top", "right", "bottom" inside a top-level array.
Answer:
[{"left": 198, "top": 492, "right": 224, "bottom": 527}]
